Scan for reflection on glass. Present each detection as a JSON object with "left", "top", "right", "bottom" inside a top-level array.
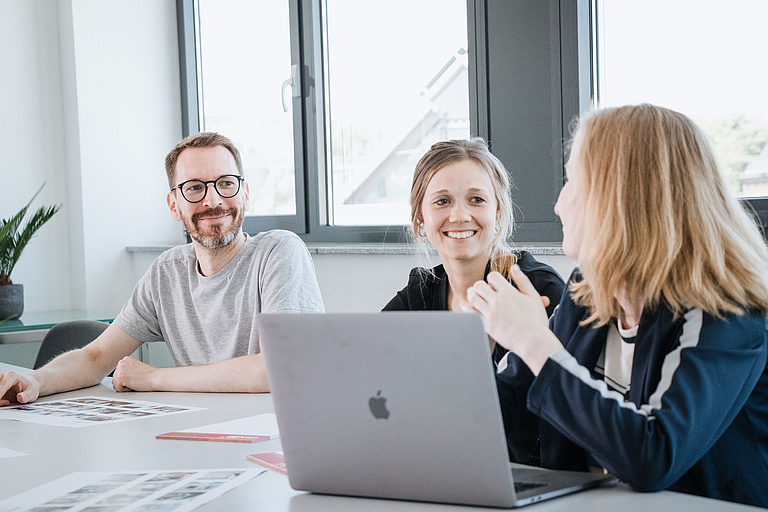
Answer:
[
  {"left": 595, "top": 0, "right": 768, "bottom": 198},
  {"left": 198, "top": 0, "right": 296, "bottom": 216},
  {"left": 324, "top": 0, "right": 470, "bottom": 225}
]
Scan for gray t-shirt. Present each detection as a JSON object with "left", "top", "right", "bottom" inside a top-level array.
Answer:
[{"left": 114, "top": 230, "right": 325, "bottom": 366}]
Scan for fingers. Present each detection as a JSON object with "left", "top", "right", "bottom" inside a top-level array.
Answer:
[
  {"left": 16, "top": 375, "right": 39, "bottom": 404},
  {"left": 469, "top": 272, "right": 519, "bottom": 311},
  {"left": 0, "top": 373, "right": 15, "bottom": 406},
  {"left": 507, "top": 266, "right": 540, "bottom": 298},
  {"left": 0, "top": 372, "right": 23, "bottom": 405},
  {"left": 0, "top": 372, "right": 40, "bottom": 405},
  {"left": 112, "top": 375, "right": 132, "bottom": 393},
  {"left": 468, "top": 270, "right": 549, "bottom": 305},
  {"left": 112, "top": 359, "right": 126, "bottom": 392},
  {"left": 466, "top": 279, "right": 490, "bottom": 306},
  {"left": 485, "top": 271, "right": 513, "bottom": 291},
  {"left": 114, "top": 384, "right": 131, "bottom": 393},
  {"left": 112, "top": 357, "right": 139, "bottom": 393}
]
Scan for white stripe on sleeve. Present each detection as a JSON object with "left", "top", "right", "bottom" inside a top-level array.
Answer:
[
  {"left": 641, "top": 308, "right": 703, "bottom": 414},
  {"left": 551, "top": 348, "right": 651, "bottom": 417}
]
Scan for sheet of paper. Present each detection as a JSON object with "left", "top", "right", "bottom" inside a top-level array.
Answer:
[
  {"left": 0, "top": 396, "right": 205, "bottom": 428},
  {"left": 156, "top": 413, "right": 279, "bottom": 443},
  {"left": 0, "top": 446, "right": 26, "bottom": 460},
  {"left": 0, "top": 468, "right": 265, "bottom": 512}
]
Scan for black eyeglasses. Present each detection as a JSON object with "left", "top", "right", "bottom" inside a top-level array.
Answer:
[{"left": 170, "top": 174, "right": 244, "bottom": 203}]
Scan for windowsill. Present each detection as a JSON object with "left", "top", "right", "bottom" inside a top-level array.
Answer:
[
  {"left": 126, "top": 246, "right": 179, "bottom": 253},
  {"left": 126, "top": 243, "right": 565, "bottom": 256},
  {"left": 305, "top": 244, "right": 565, "bottom": 256}
]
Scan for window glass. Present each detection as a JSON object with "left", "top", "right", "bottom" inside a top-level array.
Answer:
[
  {"left": 323, "top": 0, "right": 469, "bottom": 225},
  {"left": 595, "top": 0, "right": 768, "bottom": 198},
  {"left": 197, "top": 0, "right": 296, "bottom": 215}
]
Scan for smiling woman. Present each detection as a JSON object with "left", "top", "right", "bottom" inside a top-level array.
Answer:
[
  {"left": 420, "top": 160, "right": 498, "bottom": 273},
  {"left": 382, "top": 138, "right": 565, "bottom": 464}
]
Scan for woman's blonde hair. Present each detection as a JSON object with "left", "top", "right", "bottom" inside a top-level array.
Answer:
[
  {"left": 410, "top": 138, "right": 518, "bottom": 277},
  {"left": 569, "top": 104, "right": 768, "bottom": 326}
]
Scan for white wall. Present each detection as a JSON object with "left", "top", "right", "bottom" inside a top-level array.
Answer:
[
  {"left": 311, "top": 252, "right": 576, "bottom": 312},
  {"left": 67, "top": 0, "right": 185, "bottom": 313},
  {"left": 1, "top": 0, "right": 185, "bottom": 317},
  {"left": 1, "top": 0, "right": 577, "bottom": 327},
  {"left": 1, "top": 1, "right": 72, "bottom": 311},
  {"left": 313, "top": 252, "right": 440, "bottom": 312}
]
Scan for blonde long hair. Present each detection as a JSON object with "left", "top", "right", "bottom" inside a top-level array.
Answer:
[
  {"left": 410, "top": 139, "right": 518, "bottom": 277},
  {"left": 570, "top": 104, "right": 768, "bottom": 326}
]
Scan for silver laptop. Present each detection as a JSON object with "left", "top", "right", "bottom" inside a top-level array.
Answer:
[{"left": 258, "top": 312, "right": 614, "bottom": 508}]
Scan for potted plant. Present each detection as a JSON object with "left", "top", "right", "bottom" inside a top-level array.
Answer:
[{"left": 0, "top": 184, "right": 61, "bottom": 321}]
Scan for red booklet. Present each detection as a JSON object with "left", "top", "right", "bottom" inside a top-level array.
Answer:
[
  {"left": 156, "top": 414, "right": 280, "bottom": 444},
  {"left": 156, "top": 432, "right": 272, "bottom": 443},
  {"left": 246, "top": 452, "right": 287, "bottom": 474}
]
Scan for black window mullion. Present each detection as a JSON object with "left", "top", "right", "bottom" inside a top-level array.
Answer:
[
  {"left": 243, "top": 0, "right": 307, "bottom": 235},
  {"left": 469, "top": 0, "right": 585, "bottom": 244},
  {"left": 297, "top": 0, "right": 410, "bottom": 244},
  {"left": 176, "top": 0, "right": 200, "bottom": 137}
]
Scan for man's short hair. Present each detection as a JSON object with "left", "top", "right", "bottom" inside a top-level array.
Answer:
[{"left": 165, "top": 132, "right": 244, "bottom": 189}]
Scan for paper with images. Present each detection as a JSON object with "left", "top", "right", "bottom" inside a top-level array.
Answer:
[
  {"left": 0, "top": 396, "right": 205, "bottom": 428},
  {"left": 0, "top": 468, "right": 265, "bottom": 512}
]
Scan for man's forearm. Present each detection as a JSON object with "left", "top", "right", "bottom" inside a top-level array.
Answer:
[
  {"left": 33, "top": 348, "right": 114, "bottom": 398},
  {"left": 119, "top": 354, "right": 269, "bottom": 393}
]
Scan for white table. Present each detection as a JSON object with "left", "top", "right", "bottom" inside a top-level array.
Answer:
[{"left": 0, "top": 363, "right": 760, "bottom": 511}]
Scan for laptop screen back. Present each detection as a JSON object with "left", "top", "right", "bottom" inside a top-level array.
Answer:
[{"left": 258, "top": 312, "right": 518, "bottom": 508}]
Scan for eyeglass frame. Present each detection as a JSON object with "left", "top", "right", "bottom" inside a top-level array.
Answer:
[{"left": 170, "top": 174, "right": 245, "bottom": 203}]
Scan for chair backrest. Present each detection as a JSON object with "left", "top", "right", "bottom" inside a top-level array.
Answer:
[{"left": 33, "top": 320, "right": 110, "bottom": 370}]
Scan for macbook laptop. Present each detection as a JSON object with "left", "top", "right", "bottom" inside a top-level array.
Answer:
[{"left": 258, "top": 312, "right": 614, "bottom": 508}]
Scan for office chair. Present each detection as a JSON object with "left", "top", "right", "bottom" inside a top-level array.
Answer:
[{"left": 33, "top": 320, "right": 110, "bottom": 370}]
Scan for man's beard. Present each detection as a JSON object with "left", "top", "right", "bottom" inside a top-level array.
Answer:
[{"left": 182, "top": 206, "right": 245, "bottom": 250}]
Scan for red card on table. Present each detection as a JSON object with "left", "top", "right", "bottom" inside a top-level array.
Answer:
[
  {"left": 156, "top": 432, "right": 272, "bottom": 443},
  {"left": 246, "top": 452, "right": 287, "bottom": 474},
  {"left": 156, "top": 414, "right": 280, "bottom": 444}
]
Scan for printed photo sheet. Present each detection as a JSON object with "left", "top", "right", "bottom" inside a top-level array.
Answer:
[
  {"left": 0, "top": 396, "right": 205, "bottom": 428},
  {"left": 0, "top": 468, "right": 265, "bottom": 512}
]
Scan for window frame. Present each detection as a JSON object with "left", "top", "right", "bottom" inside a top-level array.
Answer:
[
  {"left": 742, "top": 197, "right": 768, "bottom": 240},
  {"left": 176, "top": 0, "right": 594, "bottom": 244},
  {"left": 588, "top": 0, "right": 768, "bottom": 239}
]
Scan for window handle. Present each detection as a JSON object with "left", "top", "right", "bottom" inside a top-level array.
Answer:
[{"left": 281, "top": 64, "right": 300, "bottom": 112}]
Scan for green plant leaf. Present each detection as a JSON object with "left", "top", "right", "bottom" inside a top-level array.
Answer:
[
  {"left": 8, "top": 204, "right": 62, "bottom": 275},
  {"left": 0, "top": 183, "right": 61, "bottom": 284}
]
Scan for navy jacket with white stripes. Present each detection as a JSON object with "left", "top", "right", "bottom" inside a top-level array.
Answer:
[{"left": 496, "top": 270, "right": 768, "bottom": 507}]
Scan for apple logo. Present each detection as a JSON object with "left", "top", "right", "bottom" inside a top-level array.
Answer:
[{"left": 369, "top": 390, "right": 390, "bottom": 419}]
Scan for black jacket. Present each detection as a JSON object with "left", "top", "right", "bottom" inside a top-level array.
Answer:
[
  {"left": 383, "top": 251, "right": 565, "bottom": 464},
  {"left": 498, "top": 269, "right": 768, "bottom": 506}
]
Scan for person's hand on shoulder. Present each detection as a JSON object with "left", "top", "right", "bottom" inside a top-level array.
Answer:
[
  {"left": 461, "top": 267, "right": 562, "bottom": 375},
  {"left": 0, "top": 371, "right": 41, "bottom": 406},
  {"left": 112, "top": 357, "right": 159, "bottom": 392}
]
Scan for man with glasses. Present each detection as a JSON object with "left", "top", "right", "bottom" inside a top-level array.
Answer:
[{"left": 0, "top": 133, "right": 324, "bottom": 404}]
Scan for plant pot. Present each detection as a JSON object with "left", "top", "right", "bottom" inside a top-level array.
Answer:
[{"left": 0, "top": 284, "right": 24, "bottom": 321}]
